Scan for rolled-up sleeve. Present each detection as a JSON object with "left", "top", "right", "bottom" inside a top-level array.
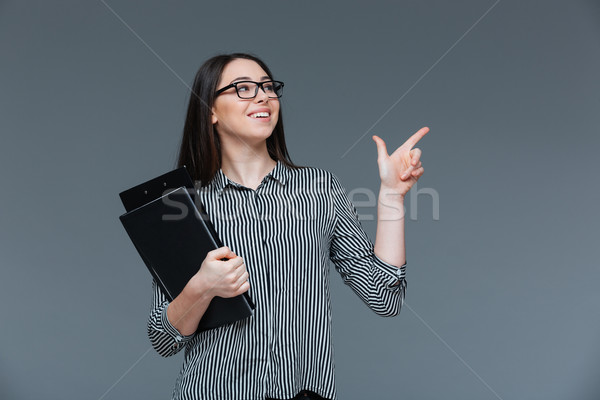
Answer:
[
  {"left": 147, "top": 280, "right": 195, "bottom": 357},
  {"left": 328, "top": 174, "right": 406, "bottom": 317}
]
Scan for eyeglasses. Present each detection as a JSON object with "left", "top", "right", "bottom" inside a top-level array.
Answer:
[{"left": 215, "top": 80, "right": 284, "bottom": 99}]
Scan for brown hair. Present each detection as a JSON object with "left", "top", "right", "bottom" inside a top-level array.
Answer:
[{"left": 177, "top": 53, "right": 297, "bottom": 185}]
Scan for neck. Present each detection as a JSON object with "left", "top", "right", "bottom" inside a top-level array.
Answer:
[{"left": 220, "top": 143, "right": 276, "bottom": 190}]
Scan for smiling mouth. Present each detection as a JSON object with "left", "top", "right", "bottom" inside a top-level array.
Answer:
[{"left": 248, "top": 112, "right": 270, "bottom": 118}]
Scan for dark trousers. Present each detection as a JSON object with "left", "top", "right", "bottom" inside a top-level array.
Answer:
[{"left": 266, "top": 389, "right": 326, "bottom": 400}]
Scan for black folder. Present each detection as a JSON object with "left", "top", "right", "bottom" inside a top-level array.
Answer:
[{"left": 119, "top": 167, "right": 254, "bottom": 332}]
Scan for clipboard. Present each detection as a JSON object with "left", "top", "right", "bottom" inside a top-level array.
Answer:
[{"left": 118, "top": 167, "right": 254, "bottom": 331}]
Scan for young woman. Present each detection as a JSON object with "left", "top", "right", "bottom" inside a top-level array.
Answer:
[{"left": 147, "top": 53, "right": 427, "bottom": 400}]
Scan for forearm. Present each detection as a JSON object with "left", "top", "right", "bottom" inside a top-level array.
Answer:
[
  {"left": 374, "top": 185, "right": 406, "bottom": 267},
  {"left": 166, "top": 279, "right": 213, "bottom": 336},
  {"left": 147, "top": 280, "right": 200, "bottom": 357}
]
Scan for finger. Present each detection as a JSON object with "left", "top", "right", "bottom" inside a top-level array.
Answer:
[
  {"left": 208, "top": 246, "right": 235, "bottom": 261},
  {"left": 401, "top": 166, "right": 414, "bottom": 180},
  {"left": 372, "top": 135, "right": 389, "bottom": 160},
  {"left": 404, "top": 127, "right": 429, "bottom": 150},
  {"left": 235, "top": 271, "right": 249, "bottom": 288},
  {"left": 236, "top": 280, "right": 250, "bottom": 295},
  {"left": 410, "top": 148, "right": 422, "bottom": 166},
  {"left": 411, "top": 166, "right": 424, "bottom": 177},
  {"left": 227, "top": 257, "right": 245, "bottom": 269}
]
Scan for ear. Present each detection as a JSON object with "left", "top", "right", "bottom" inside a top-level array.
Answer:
[{"left": 211, "top": 109, "right": 218, "bottom": 125}]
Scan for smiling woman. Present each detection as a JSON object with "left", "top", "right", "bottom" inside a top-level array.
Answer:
[
  {"left": 147, "top": 53, "right": 427, "bottom": 400},
  {"left": 209, "top": 59, "right": 283, "bottom": 175},
  {"left": 177, "top": 54, "right": 295, "bottom": 188}
]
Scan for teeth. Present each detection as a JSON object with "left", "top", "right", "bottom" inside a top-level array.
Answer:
[{"left": 250, "top": 112, "right": 270, "bottom": 118}]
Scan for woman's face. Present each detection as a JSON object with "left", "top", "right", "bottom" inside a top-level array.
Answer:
[{"left": 212, "top": 58, "right": 280, "bottom": 146}]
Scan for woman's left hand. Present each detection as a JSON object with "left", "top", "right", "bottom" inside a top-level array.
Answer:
[{"left": 372, "top": 126, "right": 429, "bottom": 197}]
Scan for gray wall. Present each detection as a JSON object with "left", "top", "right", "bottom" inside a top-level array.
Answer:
[{"left": 1, "top": 1, "right": 599, "bottom": 399}]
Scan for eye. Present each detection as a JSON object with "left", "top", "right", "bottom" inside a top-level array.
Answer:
[
  {"left": 237, "top": 83, "right": 251, "bottom": 92},
  {"left": 263, "top": 82, "right": 275, "bottom": 92}
]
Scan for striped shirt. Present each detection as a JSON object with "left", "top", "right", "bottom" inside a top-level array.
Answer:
[{"left": 147, "top": 161, "right": 406, "bottom": 400}]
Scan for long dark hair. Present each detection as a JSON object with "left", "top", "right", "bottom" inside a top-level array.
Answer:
[{"left": 177, "top": 53, "right": 297, "bottom": 185}]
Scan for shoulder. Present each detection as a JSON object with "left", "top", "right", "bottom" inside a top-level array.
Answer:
[
  {"left": 284, "top": 165, "right": 336, "bottom": 187},
  {"left": 283, "top": 165, "right": 349, "bottom": 194},
  {"left": 287, "top": 165, "right": 333, "bottom": 179}
]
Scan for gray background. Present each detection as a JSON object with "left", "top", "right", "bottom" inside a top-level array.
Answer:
[{"left": 1, "top": 0, "right": 599, "bottom": 399}]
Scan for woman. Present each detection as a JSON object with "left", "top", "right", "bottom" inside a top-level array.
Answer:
[{"left": 148, "top": 53, "right": 427, "bottom": 400}]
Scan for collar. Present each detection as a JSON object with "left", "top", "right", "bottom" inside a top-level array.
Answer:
[{"left": 208, "top": 160, "right": 290, "bottom": 196}]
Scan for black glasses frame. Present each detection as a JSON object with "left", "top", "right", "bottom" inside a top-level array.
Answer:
[{"left": 215, "top": 80, "right": 284, "bottom": 99}]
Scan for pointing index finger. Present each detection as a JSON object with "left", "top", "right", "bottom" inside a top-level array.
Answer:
[{"left": 405, "top": 126, "right": 429, "bottom": 149}]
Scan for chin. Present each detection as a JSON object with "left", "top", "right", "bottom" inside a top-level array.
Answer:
[{"left": 255, "top": 126, "right": 276, "bottom": 138}]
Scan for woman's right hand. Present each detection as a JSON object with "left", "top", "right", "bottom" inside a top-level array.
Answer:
[
  {"left": 167, "top": 246, "right": 249, "bottom": 336},
  {"left": 188, "top": 246, "right": 250, "bottom": 299}
]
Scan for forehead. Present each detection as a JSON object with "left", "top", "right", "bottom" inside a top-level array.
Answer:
[{"left": 219, "top": 58, "right": 269, "bottom": 83}]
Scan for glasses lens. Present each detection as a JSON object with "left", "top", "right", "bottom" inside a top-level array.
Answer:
[
  {"left": 233, "top": 81, "right": 283, "bottom": 98},
  {"left": 264, "top": 81, "right": 283, "bottom": 98},
  {"left": 235, "top": 82, "right": 258, "bottom": 99}
]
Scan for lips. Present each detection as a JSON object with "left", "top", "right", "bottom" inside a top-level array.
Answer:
[
  {"left": 248, "top": 111, "right": 270, "bottom": 118},
  {"left": 247, "top": 108, "right": 272, "bottom": 119}
]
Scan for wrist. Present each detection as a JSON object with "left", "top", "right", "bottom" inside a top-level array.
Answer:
[
  {"left": 184, "top": 273, "right": 214, "bottom": 302},
  {"left": 379, "top": 186, "right": 406, "bottom": 204},
  {"left": 378, "top": 201, "right": 405, "bottom": 222}
]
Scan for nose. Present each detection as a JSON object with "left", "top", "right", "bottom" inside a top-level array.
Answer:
[{"left": 254, "top": 83, "right": 270, "bottom": 102}]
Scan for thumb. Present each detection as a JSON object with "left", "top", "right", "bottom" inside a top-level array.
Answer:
[
  {"left": 372, "top": 135, "right": 388, "bottom": 160},
  {"left": 209, "top": 246, "right": 236, "bottom": 261}
]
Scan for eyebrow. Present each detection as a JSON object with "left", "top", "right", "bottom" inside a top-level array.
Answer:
[{"left": 230, "top": 75, "right": 271, "bottom": 84}]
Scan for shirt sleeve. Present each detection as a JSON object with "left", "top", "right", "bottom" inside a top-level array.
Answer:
[
  {"left": 328, "top": 174, "right": 406, "bottom": 317},
  {"left": 147, "top": 280, "right": 196, "bottom": 357}
]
